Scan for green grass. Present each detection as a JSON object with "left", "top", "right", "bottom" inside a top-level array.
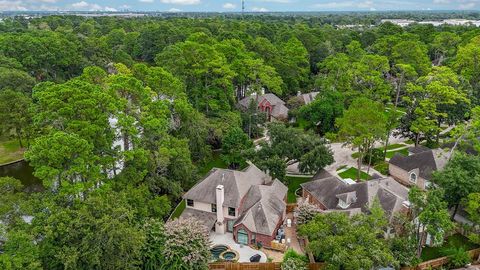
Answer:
[
  {"left": 386, "top": 143, "right": 407, "bottom": 150},
  {"left": 374, "top": 161, "right": 389, "bottom": 175},
  {"left": 286, "top": 176, "right": 311, "bottom": 203},
  {"left": 198, "top": 151, "right": 228, "bottom": 176},
  {"left": 338, "top": 167, "right": 371, "bottom": 181},
  {"left": 170, "top": 199, "right": 186, "bottom": 219},
  {"left": 421, "top": 234, "right": 479, "bottom": 261},
  {"left": 0, "top": 139, "right": 25, "bottom": 165},
  {"left": 404, "top": 139, "right": 414, "bottom": 145},
  {"left": 386, "top": 148, "right": 409, "bottom": 159}
]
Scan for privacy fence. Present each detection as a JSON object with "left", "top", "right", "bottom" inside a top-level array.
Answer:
[{"left": 209, "top": 262, "right": 325, "bottom": 270}]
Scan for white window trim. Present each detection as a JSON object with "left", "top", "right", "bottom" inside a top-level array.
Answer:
[{"left": 409, "top": 172, "right": 417, "bottom": 183}]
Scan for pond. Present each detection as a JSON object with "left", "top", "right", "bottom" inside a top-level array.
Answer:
[{"left": 0, "top": 160, "right": 43, "bottom": 192}]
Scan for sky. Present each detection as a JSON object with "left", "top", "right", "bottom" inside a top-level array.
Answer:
[{"left": 1, "top": 0, "right": 480, "bottom": 13}]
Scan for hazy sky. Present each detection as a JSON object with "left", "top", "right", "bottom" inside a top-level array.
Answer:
[{"left": 1, "top": 0, "right": 480, "bottom": 12}]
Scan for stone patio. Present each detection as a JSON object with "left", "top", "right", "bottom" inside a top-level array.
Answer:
[{"left": 209, "top": 232, "right": 267, "bottom": 263}]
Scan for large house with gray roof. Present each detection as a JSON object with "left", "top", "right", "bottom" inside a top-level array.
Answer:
[
  {"left": 238, "top": 93, "right": 289, "bottom": 122},
  {"left": 180, "top": 163, "right": 288, "bottom": 247},
  {"left": 301, "top": 174, "right": 410, "bottom": 222}
]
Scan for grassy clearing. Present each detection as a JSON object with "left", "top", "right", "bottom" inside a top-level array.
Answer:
[
  {"left": 0, "top": 139, "right": 25, "bottom": 165},
  {"left": 338, "top": 167, "right": 371, "bottom": 181},
  {"left": 421, "top": 234, "right": 479, "bottom": 261},
  {"left": 170, "top": 199, "right": 186, "bottom": 220},
  {"left": 385, "top": 148, "right": 409, "bottom": 159},
  {"left": 286, "top": 176, "right": 311, "bottom": 204},
  {"left": 198, "top": 151, "right": 228, "bottom": 176},
  {"left": 386, "top": 143, "right": 407, "bottom": 150}
]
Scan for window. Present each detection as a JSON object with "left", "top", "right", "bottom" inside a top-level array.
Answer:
[
  {"left": 211, "top": 204, "right": 217, "bottom": 213},
  {"left": 187, "top": 199, "right": 194, "bottom": 207},
  {"left": 338, "top": 199, "right": 350, "bottom": 209},
  {"left": 227, "top": 220, "right": 234, "bottom": 232},
  {"left": 228, "top": 207, "right": 235, "bottom": 216},
  {"left": 409, "top": 172, "right": 417, "bottom": 183},
  {"left": 251, "top": 234, "right": 256, "bottom": 244}
]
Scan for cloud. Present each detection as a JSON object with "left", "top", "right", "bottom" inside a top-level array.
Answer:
[
  {"left": 433, "top": 0, "right": 451, "bottom": 3},
  {"left": 139, "top": 0, "right": 154, "bottom": 2},
  {"left": 257, "top": 0, "right": 292, "bottom": 3},
  {"left": 0, "top": 1, "right": 27, "bottom": 11},
  {"left": 167, "top": 7, "right": 182, "bottom": 11},
  {"left": 251, "top": 6, "right": 268, "bottom": 11},
  {"left": 70, "top": 1, "right": 118, "bottom": 11},
  {"left": 458, "top": 2, "right": 476, "bottom": 9},
  {"left": 160, "top": 0, "right": 200, "bottom": 4},
  {"left": 222, "top": 2, "right": 236, "bottom": 8}
]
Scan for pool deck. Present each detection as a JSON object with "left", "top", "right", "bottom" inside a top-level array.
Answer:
[{"left": 209, "top": 232, "right": 267, "bottom": 263}]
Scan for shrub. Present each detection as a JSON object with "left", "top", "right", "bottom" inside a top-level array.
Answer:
[
  {"left": 295, "top": 200, "right": 320, "bottom": 225},
  {"left": 281, "top": 257, "right": 308, "bottom": 270},
  {"left": 442, "top": 247, "right": 471, "bottom": 268},
  {"left": 283, "top": 248, "right": 308, "bottom": 263}
]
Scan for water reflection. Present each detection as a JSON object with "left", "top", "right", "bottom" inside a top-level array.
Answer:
[{"left": 0, "top": 160, "right": 43, "bottom": 192}]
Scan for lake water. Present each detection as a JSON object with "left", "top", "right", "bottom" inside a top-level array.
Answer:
[{"left": 0, "top": 160, "right": 43, "bottom": 192}]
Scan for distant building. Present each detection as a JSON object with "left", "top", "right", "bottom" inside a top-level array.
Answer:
[{"left": 238, "top": 92, "right": 289, "bottom": 122}]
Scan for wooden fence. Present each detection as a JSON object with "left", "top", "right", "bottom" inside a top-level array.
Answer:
[
  {"left": 400, "top": 247, "right": 480, "bottom": 270},
  {"left": 209, "top": 262, "right": 325, "bottom": 270}
]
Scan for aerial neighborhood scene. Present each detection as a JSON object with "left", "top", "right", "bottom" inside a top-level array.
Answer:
[{"left": 1, "top": 1, "right": 480, "bottom": 270}]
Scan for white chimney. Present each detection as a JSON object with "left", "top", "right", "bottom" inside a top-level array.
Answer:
[{"left": 215, "top": 185, "right": 225, "bottom": 234}]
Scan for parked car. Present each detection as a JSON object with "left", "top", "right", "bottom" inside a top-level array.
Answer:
[{"left": 250, "top": 254, "right": 261, "bottom": 262}]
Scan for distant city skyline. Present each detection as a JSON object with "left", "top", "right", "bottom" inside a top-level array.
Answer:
[{"left": 1, "top": 0, "right": 480, "bottom": 13}]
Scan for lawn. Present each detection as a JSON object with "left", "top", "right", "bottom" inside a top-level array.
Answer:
[
  {"left": 170, "top": 199, "right": 186, "bottom": 220},
  {"left": 385, "top": 148, "right": 409, "bottom": 159},
  {"left": 338, "top": 167, "right": 371, "bottom": 181},
  {"left": 374, "top": 161, "right": 389, "bottom": 175},
  {"left": 198, "top": 151, "right": 228, "bottom": 176},
  {"left": 286, "top": 176, "right": 311, "bottom": 203},
  {"left": 421, "top": 233, "right": 479, "bottom": 261},
  {"left": 386, "top": 143, "right": 407, "bottom": 150},
  {"left": 0, "top": 139, "right": 25, "bottom": 165}
]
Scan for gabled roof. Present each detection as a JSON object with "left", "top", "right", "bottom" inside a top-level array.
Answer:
[
  {"left": 183, "top": 164, "right": 270, "bottom": 208},
  {"left": 298, "top": 92, "right": 319, "bottom": 105},
  {"left": 238, "top": 93, "right": 289, "bottom": 119},
  {"left": 234, "top": 179, "right": 287, "bottom": 236},
  {"left": 301, "top": 176, "right": 409, "bottom": 220},
  {"left": 408, "top": 145, "right": 431, "bottom": 155},
  {"left": 389, "top": 150, "right": 437, "bottom": 180}
]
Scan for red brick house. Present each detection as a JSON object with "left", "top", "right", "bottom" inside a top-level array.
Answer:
[{"left": 180, "top": 164, "right": 288, "bottom": 247}]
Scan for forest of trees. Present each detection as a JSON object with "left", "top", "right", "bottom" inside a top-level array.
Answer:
[{"left": 0, "top": 14, "right": 479, "bottom": 269}]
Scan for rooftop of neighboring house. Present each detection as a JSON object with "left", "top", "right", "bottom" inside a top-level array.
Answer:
[
  {"left": 238, "top": 93, "right": 289, "bottom": 120},
  {"left": 181, "top": 163, "right": 288, "bottom": 236},
  {"left": 297, "top": 91, "right": 319, "bottom": 105},
  {"left": 301, "top": 175, "right": 409, "bottom": 221},
  {"left": 390, "top": 147, "right": 450, "bottom": 180}
]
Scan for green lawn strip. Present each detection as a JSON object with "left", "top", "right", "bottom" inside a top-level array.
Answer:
[
  {"left": 373, "top": 162, "right": 389, "bottom": 175},
  {"left": 286, "top": 176, "right": 311, "bottom": 204},
  {"left": 421, "top": 233, "right": 479, "bottom": 261},
  {"left": 385, "top": 143, "right": 407, "bottom": 150},
  {"left": 385, "top": 148, "right": 409, "bottom": 159},
  {"left": 0, "top": 139, "right": 25, "bottom": 165},
  {"left": 170, "top": 199, "right": 186, "bottom": 220},
  {"left": 338, "top": 167, "right": 371, "bottom": 181}
]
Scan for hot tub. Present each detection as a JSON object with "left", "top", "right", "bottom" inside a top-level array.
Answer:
[
  {"left": 219, "top": 250, "right": 239, "bottom": 262},
  {"left": 210, "top": 244, "right": 229, "bottom": 260}
]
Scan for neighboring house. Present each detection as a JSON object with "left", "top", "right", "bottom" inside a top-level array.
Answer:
[
  {"left": 389, "top": 146, "right": 449, "bottom": 189},
  {"left": 300, "top": 174, "right": 410, "bottom": 222},
  {"left": 180, "top": 163, "right": 288, "bottom": 247},
  {"left": 238, "top": 93, "right": 289, "bottom": 122},
  {"left": 295, "top": 91, "right": 319, "bottom": 105}
]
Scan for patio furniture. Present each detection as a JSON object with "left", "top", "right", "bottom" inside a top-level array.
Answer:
[{"left": 249, "top": 254, "right": 261, "bottom": 262}]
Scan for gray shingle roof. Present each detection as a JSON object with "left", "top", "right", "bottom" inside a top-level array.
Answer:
[
  {"left": 389, "top": 150, "right": 437, "bottom": 180},
  {"left": 408, "top": 145, "right": 431, "bottom": 155},
  {"left": 301, "top": 176, "right": 409, "bottom": 220},
  {"left": 179, "top": 208, "right": 217, "bottom": 231},
  {"left": 183, "top": 164, "right": 269, "bottom": 208},
  {"left": 298, "top": 92, "right": 319, "bottom": 105},
  {"left": 234, "top": 179, "right": 287, "bottom": 235},
  {"left": 238, "top": 93, "right": 289, "bottom": 120}
]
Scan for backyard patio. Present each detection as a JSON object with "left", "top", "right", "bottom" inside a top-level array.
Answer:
[{"left": 209, "top": 232, "right": 267, "bottom": 263}]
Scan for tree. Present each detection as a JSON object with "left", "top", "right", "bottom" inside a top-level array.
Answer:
[
  {"left": 160, "top": 218, "right": 211, "bottom": 270},
  {"left": 455, "top": 36, "right": 480, "bottom": 99},
  {"left": 0, "top": 67, "right": 36, "bottom": 95},
  {"left": 299, "top": 210, "right": 397, "bottom": 270},
  {"left": 221, "top": 127, "right": 253, "bottom": 169},
  {"left": 0, "top": 229, "right": 42, "bottom": 270},
  {"left": 465, "top": 193, "right": 480, "bottom": 244},
  {"left": 431, "top": 32, "right": 460, "bottom": 65},
  {"left": 297, "top": 90, "right": 344, "bottom": 135},
  {"left": 336, "top": 98, "right": 387, "bottom": 180},
  {"left": 433, "top": 153, "right": 480, "bottom": 219},
  {"left": 0, "top": 177, "right": 27, "bottom": 227},
  {"left": 0, "top": 90, "right": 33, "bottom": 148},
  {"left": 276, "top": 37, "right": 310, "bottom": 95},
  {"left": 251, "top": 123, "right": 333, "bottom": 179},
  {"left": 295, "top": 199, "right": 320, "bottom": 225},
  {"left": 408, "top": 187, "right": 454, "bottom": 256},
  {"left": 391, "top": 39, "right": 431, "bottom": 76},
  {"left": 25, "top": 131, "right": 100, "bottom": 196}
]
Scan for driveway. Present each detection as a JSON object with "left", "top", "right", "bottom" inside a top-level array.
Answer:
[{"left": 210, "top": 232, "right": 267, "bottom": 263}]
